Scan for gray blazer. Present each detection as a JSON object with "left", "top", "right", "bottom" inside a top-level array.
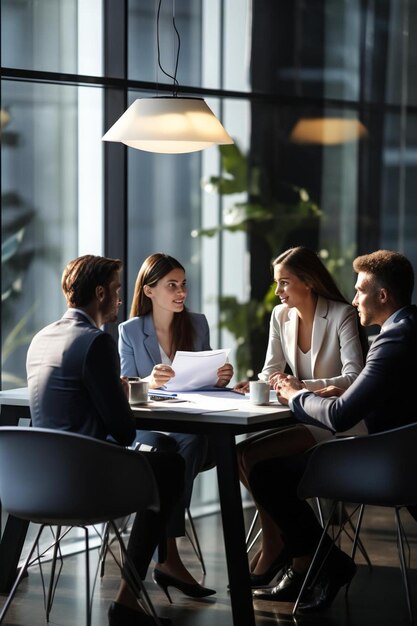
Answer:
[
  {"left": 26, "top": 309, "right": 136, "bottom": 445},
  {"left": 118, "top": 312, "right": 211, "bottom": 378},
  {"left": 292, "top": 305, "right": 417, "bottom": 434}
]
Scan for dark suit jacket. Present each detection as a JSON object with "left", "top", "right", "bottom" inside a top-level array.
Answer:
[
  {"left": 292, "top": 305, "right": 417, "bottom": 434},
  {"left": 26, "top": 309, "right": 136, "bottom": 445}
]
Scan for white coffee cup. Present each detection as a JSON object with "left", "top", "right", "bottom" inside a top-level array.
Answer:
[
  {"left": 128, "top": 378, "right": 149, "bottom": 405},
  {"left": 249, "top": 380, "right": 270, "bottom": 405}
]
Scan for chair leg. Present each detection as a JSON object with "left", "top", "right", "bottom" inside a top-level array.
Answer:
[
  {"left": 109, "top": 521, "right": 162, "bottom": 626},
  {"left": 100, "top": 521, "right": 111, "bottom": 578},
  {"left": 245, "top": 508, "right": 260, "bottom": 552},
  {"left": 324, "top": 501, "right": 372, "bottom": 573},
  {"left": 0, "top": 525, "right": 45, "bottom": 624},
  {"left": 45, "top": 525, "right": 64, "bottom": 622},
  {"left": 349, "top": 504, "right": 372, "bottom": 569},
  {"left": 100, "top": 517, "right": 130, "bottom": 578},
  {"left": 315, "top": 497, "right": 325, "bottom": 527},
  {"left": 246, "top": 508, "right": 265, "bottom": 554},
  {"left": 185, "top": 508, "right": 206, "bottom": 575},
  {"left": 246, "top": 527, "right": 262, "bottom": 554},
  {"left": 43, "top": 525, "right": 94, "bottom": 626},
  {"left": 82, "top": 527, "right": 92, "bottom": 626},
  {"left": 292, "top": 501, "right": 338, "bottom": 615},
  {"left": 395, "top": 508, "right": 414, "bottom": 625}
]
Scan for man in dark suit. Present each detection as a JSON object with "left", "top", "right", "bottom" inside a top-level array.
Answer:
[
  {"left": 27, "top": 255, "right": 184, "bottom": 626},
  {"left": 250, "top": 250, "right": 417, "bottom": 611}
]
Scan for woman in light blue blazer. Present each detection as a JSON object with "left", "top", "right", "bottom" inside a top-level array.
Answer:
[
  {"left": 118, "top": 253, "right": 233, "bottom": 599},
  {"left": 234, "top": 246, "right": 366, "bottom": 589}
]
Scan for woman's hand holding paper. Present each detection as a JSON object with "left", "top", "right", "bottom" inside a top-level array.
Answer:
[
  {"left": 150, "top": 364, "right": 175, "bottom": 389},
  {"left": 215, "top": 362, "right": 234, "bottom": 387}
]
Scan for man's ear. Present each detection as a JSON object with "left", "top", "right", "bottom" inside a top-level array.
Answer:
[
  {"left": 379, "top": 287, "right": 389, "bottom": 304},
  {"left": 95, "top": 285, "right": 105, "bottom": 302}
]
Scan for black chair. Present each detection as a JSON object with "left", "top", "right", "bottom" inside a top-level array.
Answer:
[
  {"left": 0, "top": 427, "right": 161, "bottom": 626},
  {"left": 293, "top": 423, "right": 417, "bottom": 623}
]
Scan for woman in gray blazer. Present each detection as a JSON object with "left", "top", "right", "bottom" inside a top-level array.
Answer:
[
  {"left": 118, "top": 253, "right": 233, "bottom": 600},
  {"left": 234, "top": 247, "right": 366, "bottom": 588}
]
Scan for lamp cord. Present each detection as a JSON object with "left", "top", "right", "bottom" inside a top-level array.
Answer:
[{"left": 156, "top": 0, "right": 180, "bottom": 96}]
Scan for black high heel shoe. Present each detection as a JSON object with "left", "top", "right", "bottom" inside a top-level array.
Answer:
[
  {"left": 153, "top": 569, "right": 216, "bottom": 603},
  {"left": 250, "top": 550, "right": 290, "bottom": 587}
]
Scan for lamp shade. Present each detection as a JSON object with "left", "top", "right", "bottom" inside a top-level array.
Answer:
[
  {"left": 102, "top": 97, "right": 234, "bottom": 154},
  {"left": 290, "top": 118, "right": 368, "bottom": 145}
]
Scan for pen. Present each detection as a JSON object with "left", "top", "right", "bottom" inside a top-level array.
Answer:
[{"left": 149, "top": 391, "right": 178, "bottom": 398}]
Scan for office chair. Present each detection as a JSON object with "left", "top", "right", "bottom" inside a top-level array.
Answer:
[
  {"left": 293, "top": 423, "right": 417, "bottom": 623},
  {"left": 0, "top": 427, "right": 161, "bottom": 626}
]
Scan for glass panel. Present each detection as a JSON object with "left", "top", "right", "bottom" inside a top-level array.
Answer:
[
  {"left": 1, "top": 81, "right": 103, "bottom": 388},
  {"left": 381, "top": 113, "right": 417, "bottom": 299},
  {"left": 128, "top": 0, "right": 251, "bottom": 92},
  {"left": 201, "top": 97, "right": 250, "bottom": 357},
  {"left": 385, "top": 1, "right": 417, "bottom": 106},
  {"left": 1, "top": 0, "right": 102, "bottom": 76},
  {"left": 128, "top": 0, "right": 203, "bottom": 89},
  {"left": 126, "top": 95, "right": 203, "bottom": 314},
  {"left": 250, "top": 0, "right": 417, "bottom": 106}
]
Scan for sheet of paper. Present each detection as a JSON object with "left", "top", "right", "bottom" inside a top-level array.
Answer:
[
  {"left": 149, "top": 390, "right": 245, "bottom": 412},
  {"left": 165, "top": 349, "right": 230, "bottom": 392}
]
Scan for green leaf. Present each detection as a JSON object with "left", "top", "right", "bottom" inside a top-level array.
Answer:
[{"left": 202, "top": 143, "right": 248, "bottom": 195}]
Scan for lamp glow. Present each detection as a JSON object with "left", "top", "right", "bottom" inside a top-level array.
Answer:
[
  {"left": 102, "top": 97, "right": 234, "bottom": 154},
  {"left": 290, "top": 118, "right": 368, "bottom": 145}
]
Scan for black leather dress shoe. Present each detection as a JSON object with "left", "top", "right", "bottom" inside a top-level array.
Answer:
[
  {"left": 108, "top": 601, "right": 172, "bottom": 626},
  {"left": 297, "top": 548, "right": 356, "bottom": 612},
  {"left": 252, "top": 567, "right": 305, "bottom": 602}
]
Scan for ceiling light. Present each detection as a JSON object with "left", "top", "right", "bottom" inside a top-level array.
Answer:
[
  {"left": 102, "top": 0, "right": 233, "bottom": 155},
  {"left": 103, "top": 96, "right": 233, "bottom": 154}
]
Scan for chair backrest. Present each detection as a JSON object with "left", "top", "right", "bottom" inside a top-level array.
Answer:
[
  {"left": 0, "top": 427, "right": 160, "bottom": 525},
  {"left": 298, "top": 422, "right": 417, "bottom": 507}
]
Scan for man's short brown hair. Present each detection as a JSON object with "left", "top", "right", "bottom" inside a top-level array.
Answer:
[
  {"left": 353, "top": 250, "right": 414, "bottom": 306},
  {"left": 61, "top": 255, "right": 122, "bottom": 307}
]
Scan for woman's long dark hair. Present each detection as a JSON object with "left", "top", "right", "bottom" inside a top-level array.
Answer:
[
  {"left": 130, "top": 253, "right": 195, "bottom": 353},
  {"left": 273, "top": 246, "right": 368, "bottom": 359}
]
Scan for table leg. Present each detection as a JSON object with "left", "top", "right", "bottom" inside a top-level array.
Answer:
[
  {"left": 0, "top": 404, "right": 31, "bottom": 427},
  {"left": 215, "top": 431, "right": 255, "bottom": 626},
  {"left": 0, "top": 516, "right": 29, "bottom": 594},
  {"left": 0, "top": 404, "right": 31, "bottom": 593}
]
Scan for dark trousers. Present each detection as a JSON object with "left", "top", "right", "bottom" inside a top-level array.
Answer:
[
  {"left": 249, "top": 452, "right": 323, "bottom": 558},
  {"left": 134, "top": 430, "right": 210, "bottom": 537},
  {"left": 126, "top": 450, "right": 185, "bottom": 579}
]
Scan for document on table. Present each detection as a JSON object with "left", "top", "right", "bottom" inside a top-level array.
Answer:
[
  {"left": 165, "top": 349, "right": 230, "bottom": 392},
  {"left": 149, "top": 391, "right": 245, "bottom": 413}
]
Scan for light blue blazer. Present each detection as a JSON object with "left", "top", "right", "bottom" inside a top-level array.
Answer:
[{"left": 118, "top": 312, "right": 211, "bottom": 378}]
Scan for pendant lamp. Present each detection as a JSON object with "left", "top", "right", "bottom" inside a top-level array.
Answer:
[{"left": 102, "top": 0, "right": 233, "bottom": 154}]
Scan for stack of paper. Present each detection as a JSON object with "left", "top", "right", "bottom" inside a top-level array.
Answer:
[{"left": 165, "top": 349, "right": 230, "bottom": 391}]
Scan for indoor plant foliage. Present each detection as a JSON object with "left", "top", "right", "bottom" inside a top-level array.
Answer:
[{"left": 196, "top": 142, "right": 322, "bottom": 379}]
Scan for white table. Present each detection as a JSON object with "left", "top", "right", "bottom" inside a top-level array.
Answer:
[{"left": 0, "top": 388, "right": 293, "bottom": 626}]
